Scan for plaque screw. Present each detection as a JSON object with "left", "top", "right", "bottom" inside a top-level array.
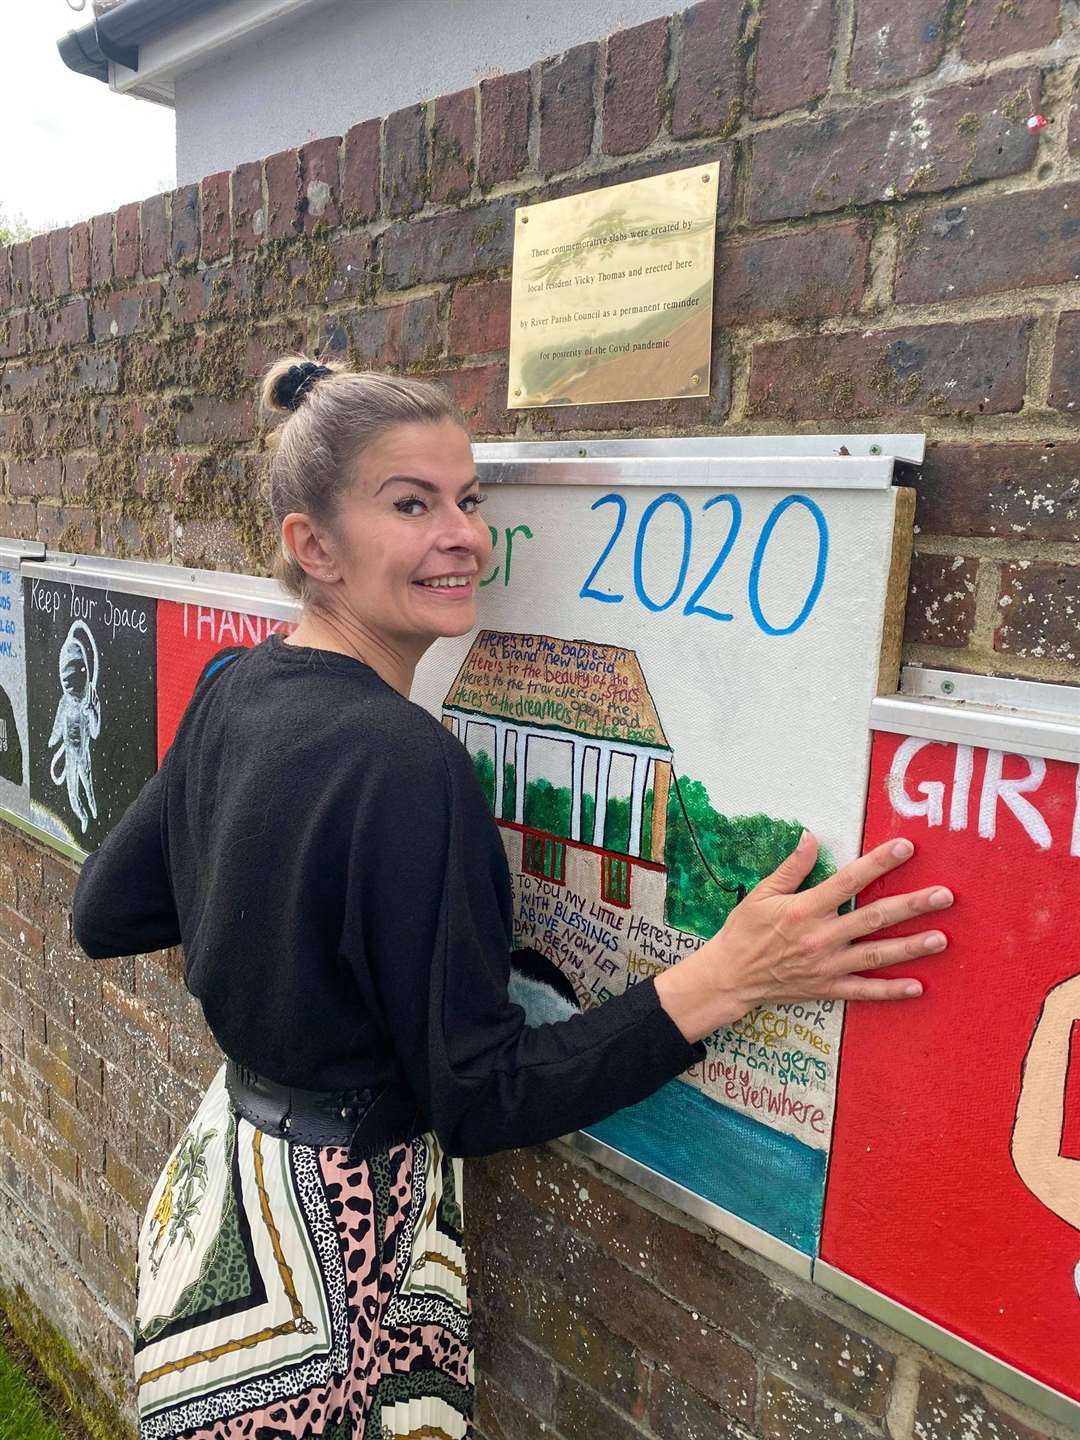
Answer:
[
  {"left": 941, "top": 680, "right": 955, "bottom": 695},
  {"left": 520, "top": 214, "right": 529, "bottom": 224},
  {"left": 690, "top": 373, "right": 701, "bottom": 385},
  {"left": 869, "top": 443, "right": 882, "bottom": 455},
  {"left": 513, "top": 387, "right": 522, "bottom": 397},
  {"left": 702, "top": 173, "right": 711, "bottom": 183}
]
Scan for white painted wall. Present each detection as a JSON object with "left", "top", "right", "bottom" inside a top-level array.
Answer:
[{"left": 174, "top": 0, "right": 679, "bottom": 183}]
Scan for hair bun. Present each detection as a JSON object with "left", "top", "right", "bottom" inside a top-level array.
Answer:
[{"left": 274, "top": 361, "right": 333, "bottom": 412}]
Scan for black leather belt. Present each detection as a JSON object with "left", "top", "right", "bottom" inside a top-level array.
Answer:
[{"left": 225, "top": 1059, "right": 422, "bottom": 1162}]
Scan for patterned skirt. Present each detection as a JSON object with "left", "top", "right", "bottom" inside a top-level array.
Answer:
[{"left": 134, "top": 1063, "right": 473, "bottom": 1439}]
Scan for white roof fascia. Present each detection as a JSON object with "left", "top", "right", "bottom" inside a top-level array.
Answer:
[{"left": 108, "top": 0, "right": 335, "bottom": 105}]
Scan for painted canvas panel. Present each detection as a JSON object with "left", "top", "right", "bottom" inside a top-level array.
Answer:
[
  {"left": 411, "top": 481, "right": 910, "bottom": 1254},
  {"left": 0, "top": 554, "right": 30, "bottom": 819},
  {"left": 822, "top": 733, "right": 1080, "bottom": 1401},
  {"left": 24, "top": 577, "right": 156, "bottom": 854},
  {"left": 156, "top": 602, "right": 293, "bottom": 763}
]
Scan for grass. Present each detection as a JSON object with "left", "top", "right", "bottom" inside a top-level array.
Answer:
[{"left": 0, "top": 1313, "right": 87, "bottom": 1440}]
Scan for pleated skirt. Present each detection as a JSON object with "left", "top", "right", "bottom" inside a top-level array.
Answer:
[{"left": 134, "top": 1063, "right": 473, "bottom": 1439}]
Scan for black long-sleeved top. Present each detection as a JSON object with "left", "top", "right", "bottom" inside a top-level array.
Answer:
[{"left": 72, "top": 633, "right": 703, "bottom": 1156}]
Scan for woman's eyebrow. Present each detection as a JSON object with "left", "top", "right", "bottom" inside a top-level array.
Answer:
[{"left": 375, "top": 475, "right": 481, "bottom": 496}]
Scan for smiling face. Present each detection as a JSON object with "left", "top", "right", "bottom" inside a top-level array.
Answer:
[{"left": 328, "top": 417, "right": 493, "bottom": 652}]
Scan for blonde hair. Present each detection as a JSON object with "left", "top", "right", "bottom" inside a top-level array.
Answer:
[{"left": 260, "top": 356, "right": 466, "bottom": 601}]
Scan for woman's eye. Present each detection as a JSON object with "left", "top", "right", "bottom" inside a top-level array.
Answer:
[
  {"left": 460, "top": 493, "right": 486, "bottom": 513},
  {"left": 393, "top": 496, "right": 426, "bottom": 516}
]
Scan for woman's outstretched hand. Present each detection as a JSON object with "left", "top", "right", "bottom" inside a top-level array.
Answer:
[{"left": 654, "top": 831, "right": 952, "bottom": 1045}]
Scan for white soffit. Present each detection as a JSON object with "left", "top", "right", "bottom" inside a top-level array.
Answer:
[{"left": 109, "top": 0, "right": 341, "bottom": 104}]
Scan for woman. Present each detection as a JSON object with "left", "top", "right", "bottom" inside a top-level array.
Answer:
[{"left": 72, "top": 358, "right": 953, "bottom": 1439}]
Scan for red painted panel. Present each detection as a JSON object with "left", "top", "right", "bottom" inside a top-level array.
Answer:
[
  {"left": 155, "top": 601, "right": 293, "bottom": 764},
  {"left": 822, "top": 733, "right": 1080, "bottom": 1402}
]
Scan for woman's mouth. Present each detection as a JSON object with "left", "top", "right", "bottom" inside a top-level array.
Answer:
[{"left": 417, "top": 570, "right": 475, "bottom": 587}]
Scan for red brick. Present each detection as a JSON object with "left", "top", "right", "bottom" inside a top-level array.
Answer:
[
  {"left": 714, "top": 222, "right": 868, "bottom": 326},
  {"left": 9, "top": 459, "right": 62, "bottom": 498},
  {"left": 35, "top": 506, "right": 96, "bottom": 552},
  {"left": 672, "top": 0, "right": 744, "bottom": 140},
  {"left": 479, "top": 71, "right": 531, "bottom": 188},
  {"left": 475, "top": 1373, "right": 551, "bottom": 1440},
  {"left": 914, "top": 1367, "right": 1048, "bottom": 1440},
  {"left": 300, "top": 135, "right": 341, "bottom": 232},
  {"left": 449, "top": 280, "right": 511, "bottom": 355},
  {"left": 381, "top": 198, "right": 514, "bottom": 289},
  {"left": 111, "top": 203, "right": 139, "bottom": 283},
  {"left": 47, "top": 227, "right": 71, "bottom": 298},
  {"left": 231, "top": 159, "right": 264, "bottom": 250},
  {"left": 749, "top": 317, "right": 1031, "bottom": 420},
  {"left": 199, "top": 171, "right": 231, "bottom": 262},
  {"left": 764, "top": 1296, "right": 894, "bottom": 1416},
  {"left": 140, "top": 192, "right": 169, "bottom": 275},
  {"left": 170, "top": 184, "right": 199, "bottom": 263},
  {"left": 0, "top": 244, "right": 11, "bottom": 310},
  {"left": 91, "top": 282, "right": 161, "bottom": 341},
  {"left": 0, "top": 311, "right": 28, "bottom": 360},
  {"left": 9, "top": 241, "right": 30, "bottom": 307},
  {"left": 907, "top": 442, "right": 1080, "bottom": 544},
  {"left": 431, "top": 90, "right": 475, "bottom": 204},
  {"left": 750, "top": 69, "right": 1041, "bottom": 222},
  {"left": 45, "top": 299, "right": 89, "bottom": 349},
  {"left": 90, "top": 212, "right": 113, "bottom": 287},
  {"left": 1072, "top": 72, "right": 1080, "bottom": 154},
  {"left": 265, "top": 147, "right": 302, "bottom": 239},
  {"left": 897, "top": 182, "right": 1080, "bottom": 305},
  {"left": 761, "top": 1372, "right": 877, "bottom": 1440},
  {"left": 752, "top": 0, "right": 832, "bottom": 117},
  {"left": 473, "top": 1307, "right": 556, "bottom": 1421},
  {"left": 24, "top": 1033, "right": 77, "bottom": 1106},
  {"left": 437, "top": 363, "right": 512, "bottom": 436},
  {"left": 384, "top": 105, "right": 427, "bottom": 218},
  {"left": 650, "top": 1372, "right": 754, "bottom": 1440},
  {"left": 603, "top": 17, "right": 669, "bottom": 156},
  {"left": 556, "top": 1372, "right": 653, "bottom": 1440},
  {"left": 539, "top": 45, "right": 597, "bottom": 175},
  {"left": 1049, "top": 309, "right": 1080, "bottom": 412},
  {"left": 996, "top": 561, "right": 1080, "bottom": 664},
  {"left": 321, "top": 295, "right": 441, "bottom": 370},
  {"left": 342, "top": 118, "right": 381, "bottom": 222},
  {"left": 960, "top": 0, "right": 1060, "bottom": 62},
  {"left": 904, "top": 552, "right": 979, "bottom": 648},
  {"left": 0, "top": 502, "right": 36, "bottom": 540},
  {"left": 851, "top": 0, "right": 949, "bottom": 90},
  {"left": 174, "top": 396, "right": 255, "bottom": 445},
  {"left": 29, "top": 234, "right": 51, "bottom": 304},
  {"left": 69, "top": 222, "right": 90, "bottom": 291}
]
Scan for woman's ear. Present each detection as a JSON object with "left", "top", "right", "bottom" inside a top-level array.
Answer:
[{"left": 281, "top": 513, "right": 337, "bottom": 584}]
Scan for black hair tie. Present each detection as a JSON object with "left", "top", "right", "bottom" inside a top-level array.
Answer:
[{"left": 277, "top": 361, "right": 332, "bottom": 412}]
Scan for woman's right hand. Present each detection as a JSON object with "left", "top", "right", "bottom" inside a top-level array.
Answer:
[{"left": 654, "top": 830, "right": 953, "bottom": 1045}]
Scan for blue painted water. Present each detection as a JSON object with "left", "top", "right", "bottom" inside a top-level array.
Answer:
[{"left": 584, "top": 1078, "right": 826, "bottom": 1254}]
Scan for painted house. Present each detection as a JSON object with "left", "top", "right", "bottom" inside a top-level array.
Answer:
[{"left": 442, "top": 629, "right": 672, "bottom": 916}]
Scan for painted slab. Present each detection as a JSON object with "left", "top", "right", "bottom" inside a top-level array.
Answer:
[
  {"left": 156, "top": 601, "right": 293, "bottom": 762},
  {"left": 412, "top": 480, "right": 910, "bottom": 1254},
  {"left": 822, "top": 733, "right": 1080, "bottom": 1402},
  {"left": 0, "top": 554, "right": 30, "bottom": 819},
  {"left": 23, "top": 577, "right": 157, "bottom": 855}
]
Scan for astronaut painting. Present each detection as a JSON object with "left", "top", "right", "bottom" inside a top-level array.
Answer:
[
  {"left": 25, "top": 578, "right": 156, "bottom": 854},
  {"left": 48, "top": 620, "right": 101, "bottom": 834}
]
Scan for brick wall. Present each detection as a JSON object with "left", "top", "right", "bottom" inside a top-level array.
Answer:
[{"left": 1, "top": 0, "right": 1079, "bottom": 1435}]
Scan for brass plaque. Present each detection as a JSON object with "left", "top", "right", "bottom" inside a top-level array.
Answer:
[{"left": 508, "top": 162, "right": 720, "bottom": 409}]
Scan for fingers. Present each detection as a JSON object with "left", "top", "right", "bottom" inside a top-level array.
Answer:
[
  {"left": 827, "top": 974, "right": 925, "bottom": 1002},
  {"left": 753, "top": 830, "right": 819, "bottom": 899},
  {"left": 841, "top": 929, "right": 948, "bottom": 972},
  {"left": 831, "top": 885, "right": 953, "bottom": 943},
  {"left": 807, "top": 836, "right": 915, "bottom": 914}
]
